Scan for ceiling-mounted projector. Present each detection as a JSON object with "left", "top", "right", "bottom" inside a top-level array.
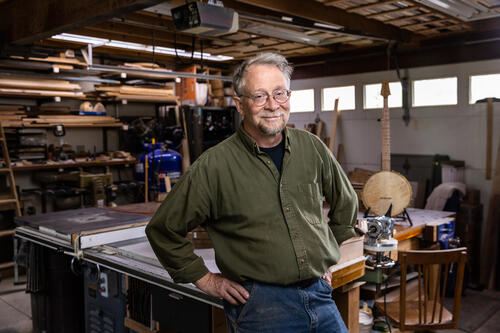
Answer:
[{"left": 171, "top": 2, "right": 238, "bottom": 36}]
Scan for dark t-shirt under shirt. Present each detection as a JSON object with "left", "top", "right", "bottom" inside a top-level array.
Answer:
[{"left": 260, "top": 136, "right": 285, "bottom": 173}]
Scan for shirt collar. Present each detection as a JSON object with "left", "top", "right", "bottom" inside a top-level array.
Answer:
[{"left": 237, "top": 125, "right": 292, "bottom": 155}]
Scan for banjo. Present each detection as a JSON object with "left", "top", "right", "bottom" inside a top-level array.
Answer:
[{"left": 362, "top": 81, "right": 412, "bottom": 217}]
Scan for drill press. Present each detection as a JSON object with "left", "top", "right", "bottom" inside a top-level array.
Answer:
[{"left": 362, "top": 205, "right": 398, "bottom": 290}]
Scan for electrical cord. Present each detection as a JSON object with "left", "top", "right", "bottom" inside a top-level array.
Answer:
[
  {"left": 381, "top": 259, "right": 401, "bottom": 333},
  {"left": 174, "top": 31, "right": 196, "bottom": 65},
  {"left": 384, "top": 277, "right": 392, "bottom": 333},
  {"left": 200, "top": 39, "right": 204, "bottom": 72}
]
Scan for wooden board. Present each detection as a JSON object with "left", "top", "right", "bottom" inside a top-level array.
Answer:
[
  {"left": 23, "top": 115, "right": 120, "bottom": 125},
  {"left": 330, "top": 259, "right": 365, "bottom": 289},
  {"left": 0, "top": 88, "right": 85, "bottom": 97},
  {"left": 480, "top": 135, "right": 500, "bottom": 288},
  {"left": 4, "top": 121, "right": 123, "bottom": 128},
  {"left": 12, "top": 159, "right": 136, "bottom": 171},
  {"left": 28, "top": 56, "right": 87, "bottom": 67},
  {"left": 486, "top": 98, "right": 493, "bottom": 179},
  {"left": 96, "top": 85, "right": 174, "bottom": 96},
  {"left": 333, "top": 284, "right": 360, "bottom": 333},
  {"left": 112, "top": 94, "right": 179, "bottom": 103},
  {"left": 109, "top": 202, "right": 161, "bottom": 215}
]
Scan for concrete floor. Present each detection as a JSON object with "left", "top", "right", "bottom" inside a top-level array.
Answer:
[
  {"left": 0, "top": 276, "right": 32, "bottom": 333},
  {"left": 1, "top": 275, "right": 499, "bottom": 333}
]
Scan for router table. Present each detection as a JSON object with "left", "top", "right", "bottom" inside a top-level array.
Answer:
[{"left": 15, "top": 204, "right": 365, "bottom": 332}]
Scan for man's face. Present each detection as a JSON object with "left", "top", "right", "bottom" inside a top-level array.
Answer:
[{"left": 234, "top": 64, "right": 290, "bottom": 140}]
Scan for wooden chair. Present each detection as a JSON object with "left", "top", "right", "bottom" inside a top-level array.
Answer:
[{"left": 381, "top": 248, "right": 467, "bottom": 331}]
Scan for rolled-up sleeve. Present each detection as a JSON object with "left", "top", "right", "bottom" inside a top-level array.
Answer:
[{"left": 145, "top": 160, "right": 212, "bottom": 283}]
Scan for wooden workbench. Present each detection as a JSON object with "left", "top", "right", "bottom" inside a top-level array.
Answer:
[{"left": 117, "top": 202, "right": 366, "bottom": 332}]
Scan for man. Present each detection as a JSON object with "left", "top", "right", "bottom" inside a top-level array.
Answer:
[{"left": 146, "top": 52, "right": 358, "bottom": 332}]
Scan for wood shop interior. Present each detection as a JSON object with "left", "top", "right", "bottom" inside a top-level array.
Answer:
[{"left": 0, "top": 0, "right": 499, "bottom": 332}]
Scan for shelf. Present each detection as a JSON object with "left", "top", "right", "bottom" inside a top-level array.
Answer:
[
  {"left": 12, "top": 159, "right": 138, "bottom": 171},
  {"left": 0, "top": 261, "right": 14, "bottom": 270},
  {"left": 3, "top": 122, "right": 123, "bottom": 128},
  {"left": 0, "top": 229, "right": 14, "bottom": 238}
]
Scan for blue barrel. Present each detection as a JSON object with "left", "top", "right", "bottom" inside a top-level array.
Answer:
[{"left": 136, "top": 143, "right": 182, "bottom": 193}]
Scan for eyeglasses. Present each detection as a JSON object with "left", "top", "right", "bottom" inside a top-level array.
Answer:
[{"left": 239, "top": 89, "right": 291, "bottom": 106}]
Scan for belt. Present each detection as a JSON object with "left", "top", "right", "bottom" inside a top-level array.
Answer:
[{"left": 290, "top": 278, "right": 317, "bottom": 289}]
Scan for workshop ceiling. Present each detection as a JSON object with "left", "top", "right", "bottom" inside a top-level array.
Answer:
[{"left": 1, "top": 0, "right": 499, "bottom": 77}]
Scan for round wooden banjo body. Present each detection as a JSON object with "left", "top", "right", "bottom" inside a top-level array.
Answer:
[{"left": 362, "top": 82, "right": 412, "bottom": 217}]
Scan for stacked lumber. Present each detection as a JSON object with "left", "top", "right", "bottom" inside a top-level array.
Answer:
[
  {"left": 0, "top": 75, "right": 84, "bottom": 99},
  {"left": 27, "top": 56, "right": 87, "bottom": 68},
  {"left": 0, "top": 105, "right": 27, "bottom": 124},
  {"left": 349, "top": 168, "right": 375, "bottom": 184},
  {"left": 95, "top": 84, "right": 178, "bottom": 104},
  {"left": 123, "top": 62, "right": 161, "bottom": 69},
  {"left": 0, "top": 113, "right": 121, "bottom": 127},
  {"left": 96, "top": 62, "right": 178, "bottom": 80},
  {"left": 348, "top": 168, "right": 376, "bottom": 212},
  {"left": 21, "top": 115, "right": 122, "bottom": 127}
]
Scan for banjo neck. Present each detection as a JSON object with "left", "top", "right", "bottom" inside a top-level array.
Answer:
[
  {"left": 381, "top": 81, "right": 391, "bottom": 171},
  {"left": 361, "top": 81, "right": 412, "bottom": 217}
]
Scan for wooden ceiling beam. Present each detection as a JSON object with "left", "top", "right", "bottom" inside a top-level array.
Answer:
[
  {"left": 417, "top": 23, "right": 467, "bottom": 34},
  {"left": 0, "top": 0, "right": 166, "bottom": 45},
  {"left": 403, "top": 18, "right": 458, "bottom": 30},
  {"left": 232, "top": 0, "right": 413, "bottom": 42},
  {"left": 383, "top": 12, "right": 437, "bottom": 24},
  {"left": 346, "top": 0, "right": 402, "bottom": 13},
  {"left": 367, "top": 6, "right": 421, "bottom": 19},
  {"left": 323, "top": 0, "right": 348, "bottom": 6}
]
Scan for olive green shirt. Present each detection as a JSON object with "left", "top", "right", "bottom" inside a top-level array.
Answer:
[{"left": 146, "top": 126, "right": 357, "bottom": 285}]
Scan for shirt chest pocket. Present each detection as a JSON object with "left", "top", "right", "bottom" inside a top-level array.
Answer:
[{"left": 297, "top": 183, "right": 323, "bottom": 225}]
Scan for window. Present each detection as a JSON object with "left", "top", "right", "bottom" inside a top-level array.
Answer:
[
  {"left": 290, "top": 89, "right": 315, "bottom": 113},
  {"left": 413, "top": 77, "right": 457, "bottom": 107},
  {"left": 469, "top": 74, "right": 500, "bottom": 104},
  {"left": 364, "top": 81, "right": 403, "bottom": 109},
  {"left": 321, "top": 85, "right": 355, "bottom": 111}
]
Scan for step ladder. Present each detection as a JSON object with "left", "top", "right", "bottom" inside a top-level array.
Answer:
[
  {"left": 0, "top": 121, "right": 22, "bottom": 282},
  {"left": 0, "top": 122, "right": 21, "bottom": 216}
]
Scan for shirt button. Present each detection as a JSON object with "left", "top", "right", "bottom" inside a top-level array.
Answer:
[
  {"left": 266, "top": 160, "right": 271, "bottom": 164},
  {"left": 286, "top": 207, "right": 291, "bottom": 212},
  {"left": 300, "top": 259, "right": 305, "bottom": 264}
]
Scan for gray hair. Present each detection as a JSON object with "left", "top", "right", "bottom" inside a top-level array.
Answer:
[{"left": 233, "top": 53, "right": 293, "bottom": 96}]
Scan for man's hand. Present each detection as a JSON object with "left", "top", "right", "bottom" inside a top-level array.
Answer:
[
  {"left": 195, "top": 272, "right": 249, "bottom": 305},
  {"left": 322, "top": 265, "right": 335, "bottom": 285}
]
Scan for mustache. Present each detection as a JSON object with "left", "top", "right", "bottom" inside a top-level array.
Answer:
[{"left": 260, "top": 112, "right": 284, "bottom": 118}]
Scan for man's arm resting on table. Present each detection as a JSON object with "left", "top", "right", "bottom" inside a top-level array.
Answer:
[{"left": 195, "top": 272, "right": 249, "bottom": 305}]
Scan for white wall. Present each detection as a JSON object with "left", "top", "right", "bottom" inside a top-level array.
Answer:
[{"left": 289, "top": 58, "right": 500, "bottom": 238}]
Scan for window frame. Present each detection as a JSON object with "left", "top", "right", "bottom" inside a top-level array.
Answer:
[
  {"left": 321, "top": 85, "right": 356, "bottom": 112},
  {"left": 468, "top": 73, "right": 500, "bottom": 104},
  {"left": 289, "top": 88, "right": 315, "bottom": 113},
  {"left": 363, "top": 81, "right": 403, "bottom": 110},
  {"left": 412, "top": 76, "right": 458, "bottom": 107}
]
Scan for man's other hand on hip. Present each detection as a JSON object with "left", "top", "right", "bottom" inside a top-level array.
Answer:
[{"left": 195, "top": 272, "right": 249, "bottom": 305}]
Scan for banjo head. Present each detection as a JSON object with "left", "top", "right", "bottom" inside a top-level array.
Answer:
[{"left": 362, "top": 170, "right": 412, "bottom": 217}]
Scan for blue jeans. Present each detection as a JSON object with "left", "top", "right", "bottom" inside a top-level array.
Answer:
[{"left": 223, "top": 278, "right": 348, "bottom": 333}]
